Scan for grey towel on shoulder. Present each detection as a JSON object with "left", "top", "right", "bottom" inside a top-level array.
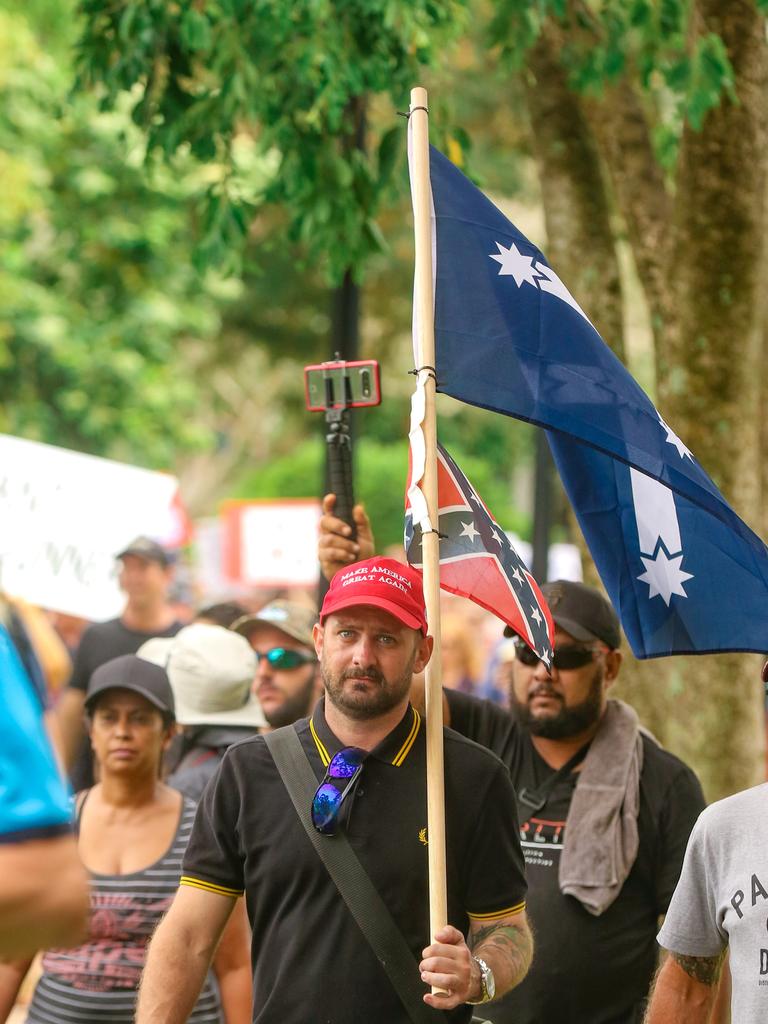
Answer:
[{"left": 558, "top": 698, "right": 644, "bottom": 916}]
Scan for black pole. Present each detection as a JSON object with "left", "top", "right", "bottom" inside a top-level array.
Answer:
[
  {"left": 318, "top": 276, "right": 361, "bottom": 605},
  {"left": 318, "top": 97, "right": 366, "bottom": 602},
  {"left": 531, "top": 430, "right": 553, "bottom": 583},
  {"left": 330, "top": 272, "right": 360, "bottom": 363}
]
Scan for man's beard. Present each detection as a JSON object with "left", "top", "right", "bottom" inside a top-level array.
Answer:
[
  {"left": 263, "top": 670, "right": 317, "bottom": 729},
  {"left": 510, "top": 665, "right": 604, "bottom": 739},
  {"left": 321, "top": 653, "right": 415, "bottom": 721}
]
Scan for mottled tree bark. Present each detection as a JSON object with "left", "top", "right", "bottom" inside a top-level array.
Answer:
[
  {"left": 524, "top": 28, "right": 624, "bottom": 352},
  {"left": 581, "top": 77, "right": 673, "bottom": 359}
]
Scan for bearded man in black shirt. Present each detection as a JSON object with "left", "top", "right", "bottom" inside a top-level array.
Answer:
[
  {"left": 319, "top": 497, "right": 706, "bottom": 1024},
  {"left": 137, "top": 556, "right": 532, "bottom": 1024}
]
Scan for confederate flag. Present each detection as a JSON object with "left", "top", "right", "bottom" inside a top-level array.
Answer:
[{"left": 404, "top": 442, "right": 553, "bottom": 664}]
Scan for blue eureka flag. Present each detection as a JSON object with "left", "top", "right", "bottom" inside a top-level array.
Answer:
[{"left": 425, "top": 144, "right": 768, "bottom": 657}]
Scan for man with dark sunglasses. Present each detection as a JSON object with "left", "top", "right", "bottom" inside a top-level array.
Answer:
[
  {"left": 318, "top": 499, "right": 705, "bottom": 1024},
  {"left": 232, "top": 600, "right": 323, "bottom": 730},
  {"left": 136, "top": 557, "right": 532, "bottom": 1023}
]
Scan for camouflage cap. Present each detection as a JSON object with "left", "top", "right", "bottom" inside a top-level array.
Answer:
[{"left": 232, "top": 600, "right": 317, "bottom": 649}]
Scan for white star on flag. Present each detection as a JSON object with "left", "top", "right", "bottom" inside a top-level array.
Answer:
[
  {"left": 637, "top": 549, "right": 694, "bottom": 606},
  {"left": 459, "top": 521, "right": 480, "bottom": 542},
  {"left": 489, "top": 243, "right": 593, "bottom": 324},
  {"left": 488, "top": 242, "right": 541, "bottom": 287},
  {"left": 512, "top": 567, "right": 524, "bottom": 585},
  {"left": 530, "top": 605, "right": 543, "bottom": 627},
  {"left": 658, "top": 416, "right": 694, "bottom": 460}
]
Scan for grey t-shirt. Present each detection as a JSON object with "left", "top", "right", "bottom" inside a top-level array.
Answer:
[{"left": 657, "top": 782, "right": 768, "bottom": 1022}]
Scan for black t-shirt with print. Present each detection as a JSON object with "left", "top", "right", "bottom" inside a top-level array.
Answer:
[
  {"left": 68, "top": 617, "right": 184, "bottom": 691},
  {"left": 182, "top": 699, "right": 527, "bottom": 1024},
  {"left": 445, "top": 690, "right": 705, "bottom": 1024}
]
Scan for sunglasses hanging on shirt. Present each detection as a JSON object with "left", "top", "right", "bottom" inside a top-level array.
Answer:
[{"left": 311, "top": 747, "right": 366, "bottom": 836}]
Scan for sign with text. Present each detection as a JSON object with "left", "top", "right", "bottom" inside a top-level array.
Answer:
[
  {"left": 222, "top": 500, "right": 321, "bottom": 588},
  {"left": 0, "top": 434, "right": 180, "bottom": 620}
]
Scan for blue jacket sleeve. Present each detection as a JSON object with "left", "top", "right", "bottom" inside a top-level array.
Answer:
[{"left": 0, "top": 625, "right": 72, "bottom": 842}]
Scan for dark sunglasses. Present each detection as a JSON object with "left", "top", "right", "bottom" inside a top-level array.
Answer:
[
  {"left": 513, "top": 639, "right": 605, "bottom": 671},
  {"left": 311, "top": 747, "right": 366, "bottom": 835},
  {"left": 255, "top": 647, "right": 316, "bottom": 670}
]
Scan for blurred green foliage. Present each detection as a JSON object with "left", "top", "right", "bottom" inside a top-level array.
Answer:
[
  {"left": 76, "top": 0, "right": 469, "bottom": 281},
  {"left": 0, "top": 0, "right": 540, "bottom": 541},
  {"left": 0, "top": 7, "right": 231, "bottom": 466},
  {"left": 234, "top": 434, "right": 530, "bottom": 550},
  {"left": 8, "top": 0, "right": 744, "bottom": 543}
]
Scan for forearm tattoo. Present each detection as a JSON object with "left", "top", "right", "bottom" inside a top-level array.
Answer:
[
  {"left": 470, "top": 921, "right": 533, "bottom": 987},
  {"left": 671, "top": 950, "right": 725, "bottom": 986}
]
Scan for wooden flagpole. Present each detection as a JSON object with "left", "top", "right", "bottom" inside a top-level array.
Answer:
[{"left": 409, "top": 86, "right": 448, "bottom": 963}]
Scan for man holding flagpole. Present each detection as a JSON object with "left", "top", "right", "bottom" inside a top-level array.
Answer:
[
  {"left": 319, "top": 506, "right": 705, "bottom": 1024},
  {"left": 316, "top": 81, "right": 711, "bottom": 1024},
  {"left": 136, "top": 556, "right": 532, "bottom": 1024}
]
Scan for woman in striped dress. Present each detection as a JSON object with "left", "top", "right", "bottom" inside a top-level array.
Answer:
[{"left": 0, "top": 655, "right": 251, "bottom": 1024}]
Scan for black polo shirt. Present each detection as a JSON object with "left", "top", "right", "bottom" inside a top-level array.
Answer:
[{"left": 182, "top": 699, "right": 527, "bottom": 1024}]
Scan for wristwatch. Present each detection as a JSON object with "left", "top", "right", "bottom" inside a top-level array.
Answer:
[{"left": 467, "top": 956, "right": 496, "bottom": 1005}]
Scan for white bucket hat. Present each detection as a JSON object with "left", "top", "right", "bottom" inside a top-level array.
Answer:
[{"left": 138, "top": 623, "right": 266, "bottom": 728}]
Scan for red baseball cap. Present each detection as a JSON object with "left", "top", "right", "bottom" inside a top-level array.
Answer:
[{"left": 320, "top": 557, "right": 428, "bottom": 634}]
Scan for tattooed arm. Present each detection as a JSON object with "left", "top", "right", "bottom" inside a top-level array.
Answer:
[
  {"left": 644, "top": 948, "right": 726, "bottom": 1023},
  {"left": 419, "top": 910, "right": 533, "bottom": 1011}
]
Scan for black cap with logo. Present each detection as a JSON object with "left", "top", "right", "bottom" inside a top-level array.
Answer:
[{"left": 504, "top": 579, "right": 622, "bottom": 650}]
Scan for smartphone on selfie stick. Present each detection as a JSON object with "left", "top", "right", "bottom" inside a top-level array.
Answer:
[{"left": 304, "top": 357, "right": 381, "bottom": 540}]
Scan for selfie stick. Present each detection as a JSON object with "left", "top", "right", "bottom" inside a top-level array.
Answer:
[{"left": 326, "top": 385, "right": 357, "bottom": 540}]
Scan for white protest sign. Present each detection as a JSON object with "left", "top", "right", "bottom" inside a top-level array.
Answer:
[
  {"left": 223, "top": 500, "right": 321, "bottom": 588},
  {"left": 0, "top": 434, "right": 180, "bottom": 620}
]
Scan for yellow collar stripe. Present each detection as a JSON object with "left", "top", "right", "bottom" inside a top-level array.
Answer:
[
  {"left": 311, "top": 706, "right": 420, "bottom": 769},
  {"left": 310, "top": 719, "right": 331, "bottom": 767},
  {"left": 468, "top": 899, "right": 526, "bottom": 921},
  {"left": 392, "top": 707, "right": 421, "bottom": 766},
  {"left": 180, "top": 876, "right": 244, "bottom": 898}
]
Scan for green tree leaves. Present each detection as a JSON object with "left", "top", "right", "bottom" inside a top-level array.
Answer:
[
  {"left": 75, "top": 0, "right": 467, "bottom": 281},
  {"left": 0, "top": 9, "right": 226, "bottom": 465},
  {"left": 488, "top": 0, "right": 739, "bottom": 169}
]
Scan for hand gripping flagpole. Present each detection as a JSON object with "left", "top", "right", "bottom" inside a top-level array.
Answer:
[{"left": 408, "top": 86, "right": 448, "bottom": 984}]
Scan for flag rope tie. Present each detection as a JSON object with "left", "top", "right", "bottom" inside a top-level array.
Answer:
[
  {"left": 399, "top": 107, "right": 429, "bottom": 118},
  {"left": 409, "top": 365, "right": 438, "bottom": 384}
]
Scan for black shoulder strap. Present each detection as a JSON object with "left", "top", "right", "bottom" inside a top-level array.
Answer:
[
  {"left": 74, "top": 788, "right": 92, "bottom": 833},
  {"left": 264, "top": 727, "right": 439, "bottom": 1024},
  {"left": 516, "top": 741, "right": 591, "bottom": 814}
]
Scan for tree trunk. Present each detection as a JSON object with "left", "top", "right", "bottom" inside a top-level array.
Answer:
[
  {"left": 655, "top": 0, "right": 768, "bottom": 799},
  {"left": 524, "top": 29, "right": 624, "bottom": 352},
  {"left": 581, "top": 75, "right": 673, "bottom": 362}
]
